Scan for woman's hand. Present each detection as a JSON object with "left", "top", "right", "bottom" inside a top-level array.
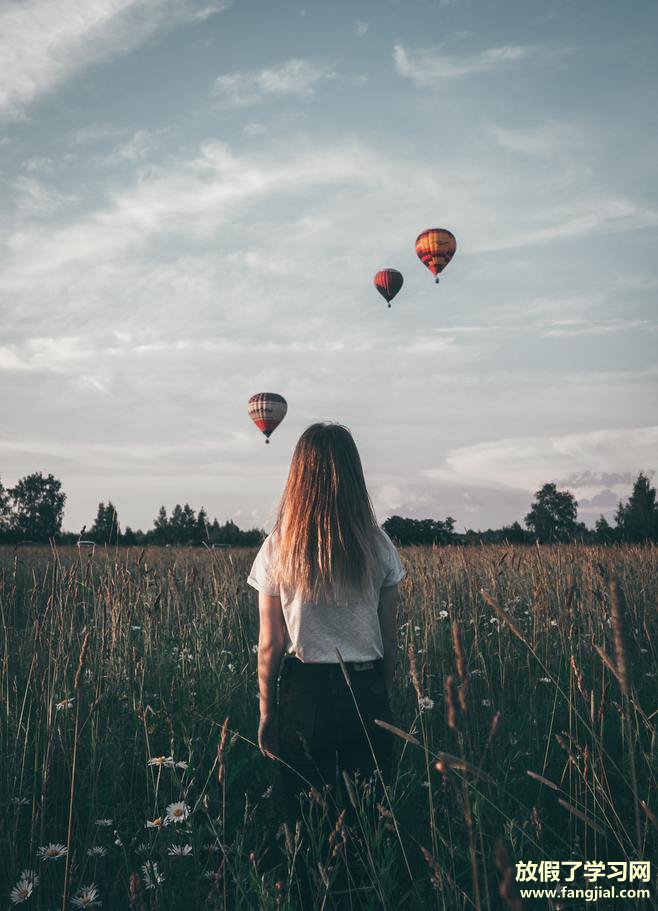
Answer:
[{"left": 258, "top": 712, "right": 279, "bottom": 760}]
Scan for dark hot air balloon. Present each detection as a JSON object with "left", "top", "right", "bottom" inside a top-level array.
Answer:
[
  {"left": 248, "top": 393, "right": 287, "bottom": 443},
  {"left": 415, "top": 229, "right": 456, "bottom": 283},
  {"left": 374, "top": 269, "right": 404, "bottom": 308}
]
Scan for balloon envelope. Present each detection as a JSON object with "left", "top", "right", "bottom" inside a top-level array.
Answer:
[
  {"left": 374, "top": 269, "right": 404, "bottom": 306},
  {"left": 248, "top": 393, "right": 287, "bottom": 442},
  {"left": 415, "top": 229, "right": 456, "bottom": 281}
]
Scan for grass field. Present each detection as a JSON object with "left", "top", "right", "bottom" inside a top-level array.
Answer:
[{"left": 1, "top": 544, "right": 656, "bottom": 910}]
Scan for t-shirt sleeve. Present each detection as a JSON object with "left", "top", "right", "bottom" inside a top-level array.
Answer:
[
  {"left": 247, "top": 536, "right": 280, "bottom": 596},
  {"left": 379, "top": 530, "right": 406, "bottom": 587}
]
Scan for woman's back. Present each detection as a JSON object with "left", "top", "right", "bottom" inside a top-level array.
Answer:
[{"left": 248, "top": 525, "right": 405, "bottom": 662}]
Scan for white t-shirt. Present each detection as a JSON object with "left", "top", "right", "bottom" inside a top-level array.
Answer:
[{"left": 247, "top": 527, "right": 406, "bottom": 663}]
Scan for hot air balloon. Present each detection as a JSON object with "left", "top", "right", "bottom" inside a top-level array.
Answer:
[
  {"left": 374, "top": 269, "right": 404, "bottom": 308},
  {"left": 415, "top": 229, "right": 456, "bottom": 283},
  {"left": 248, "top": 392, "right": 287, "bottom": 444}
]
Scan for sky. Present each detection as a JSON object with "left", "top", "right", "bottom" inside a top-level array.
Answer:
[{"left": 1, "top": 0, "right": 657, "bottom": 534}]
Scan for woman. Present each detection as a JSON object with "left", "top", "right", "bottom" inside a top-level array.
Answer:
[{"left": 247, "top": 422, "right": 405, "bottom": 824}]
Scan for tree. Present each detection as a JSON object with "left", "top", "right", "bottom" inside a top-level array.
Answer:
[
  {"left": 382, "top": 515, "right": 455, "bottom": 546},
  {"left": 0, "top": 477, "right": 11, "bottom": 537},
  {"left": 195, "top": 508, "right": 209, "bottom": 546},
  {"left": 614, "top": 472, "right": 658, "bottom": 542},
  {"left": 153, "top": 506, "right": 170, "bottom": 545},
  {"left": 169, "top": 504, "right": 197, "bottom": 544},
  {"left": 90, "top": 501, "right": 120, "bottom": 544},
  {"left": 9, "top": 472, "right": 66, "bottom": 541},
  {"left": 594, "top": 515, "right": 616, "bottom": 544},
  {"left": 524, "top": 483, "right": 578, "bottom": 543}
]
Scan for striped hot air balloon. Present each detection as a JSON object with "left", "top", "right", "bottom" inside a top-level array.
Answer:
[
  {"left": 374, "top": 269, "right": 404, "bottom": 308},
  {"left": 415, "top": 229, "right": 456, "bottom": 283},
  {"left": 248, "top": 393, "right": 287, "bottom": 444}
]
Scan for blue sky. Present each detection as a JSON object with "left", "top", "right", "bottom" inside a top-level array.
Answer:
[{"left": 1, "top": 0, "right": 657, "bottom": 533}]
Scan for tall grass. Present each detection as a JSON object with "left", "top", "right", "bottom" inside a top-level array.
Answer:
[{"left": 1, "top": 544, "right": 656, "bottom": 909}]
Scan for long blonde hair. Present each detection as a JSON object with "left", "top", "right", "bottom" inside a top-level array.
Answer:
[{"left": 272, "top": 422, "right": 379, "bottom": 601}]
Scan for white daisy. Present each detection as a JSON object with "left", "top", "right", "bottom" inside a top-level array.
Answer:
[
  {"left": 86, "top": 846, "right": 107, "bottom": 857},
  {"left": 418, "top": 696, "right": 434, "bottom": 712},
  {"left": 539, "top": 677, "right": 552, "bottom": 684},
  {"left": 167, "top": 844, "right": 193, "bottom": 856},
  {"left": 70, "top": 884, "right": 100, "bottom": 907},
  {"left": 438, "top": 610, "right": 449, "bottom": 620},
  {"left": 145, "top": 817, "right": 164, "bottom": 828},
  {"left": 147, "top": 756, "right": 175, "bottom": 768},
  {"left": 165, "top": 801, "right": 190, "bottom": 824},
  {"left": 481, "top": 699, "right": 492, "bottom": 707},
  {"left": 37, "top": 843, "right": 68, "bottom": 860},
  {"left": 141, "top": 861, "right": 164, "bottom": 889},
  {"left": 9, "top": 870, "right": 38, "bottom": 904},
  {"left": 56, "top": 698, "right": 75, "bottom": 711}
]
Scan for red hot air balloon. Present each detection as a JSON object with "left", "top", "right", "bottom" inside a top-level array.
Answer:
[
  {"left": 415, "top": 229, "right": 456, "bottom": 283},
  {"left": 248, "top": 393, "right": 287, "bottom": 443},
  {"left": 374, "top": 269, "right": 404, "bottom": 308}
]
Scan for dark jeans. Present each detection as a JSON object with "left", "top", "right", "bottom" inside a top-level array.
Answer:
[{"left": 276, "top": 655, "right": 394, "bottom": 825}]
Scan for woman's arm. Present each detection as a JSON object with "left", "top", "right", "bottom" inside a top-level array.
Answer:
[
  {"left": 257, "top": 591, "right": 286, "bottom": 758},
  {"left": 378, "top": 584, "right": 399, "bottom": 699}
]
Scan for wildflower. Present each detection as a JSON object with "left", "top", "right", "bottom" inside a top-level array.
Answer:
[
  {"left": 227, "top": 663, "right": 235, "bottom": 672},
  {"left": 86, "top": 846, "right": 107, "bottom": 857},
  {"left": 37, "top": 843, "right": 68, "bottom": 861},
  {"left": 438, "top": 610, "right": 449, "bottom": 620},
  {"left": 549, "top": 619, "right": 558, "bottom": 627},
  {"left": 70, "top": 884, "right": 100, "bottom": 907},
  {"left": 131, "top": 625, "right": 141, "bottom": 631},
  {"left": 251, "top": 644, "right": 258, "bottom": 654},
  {"left": 167, "top": 844, "right": 193, "bottom": 856},
  {"left": 470, "top": 669, "right": 483, "bottom": 677},
  {"left": 146, "top": 817, "right": 164, "bottom": 828},
  {"left": 94, "top": 819, "right": 113, "bottom": 826},
  {"left": 175, "top": 760, "right": 188, "bottom": 770},
  {"left": 165, "top": 801, "right": 190, "bottom": 824},
  {"left": 481, "top": 699, "right": 492, "bottom": 707},
  {"left": 418, "top": 696, "right": 435, "bottom": 712},
  {"left": 9, "top": 870, "right": 38, "bottom": 904},
  {"left": 147, "top": 756, "right": 175, "bottom": 768},
  {"left": 56, "top": 698, "right": 75, "bottom": 711},
  {"left": 414, "top": 625, "right": 422, "bottom": 633},
  {"left": 113, "top": 832, "right": 123, "bottom": 847},
  {"left": 141, "top": 861, "right": 164, "bottom": 889},
  {"left": 538, "top": 677, "right": 551, "bottom": 684}
]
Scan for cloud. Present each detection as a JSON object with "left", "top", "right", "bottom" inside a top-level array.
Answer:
[
  {"left": 393, "top": 43, "right": 535, "bottom": 83},
  {"left": 425, "top": 427, "right": 658, "bottom": 493},
  {"left": 489, "top": 121, "right": 581, "bottom": 158},
  {"left": 353, "top": 20, "right": 369, "bottom": 38},
  {"left": 213, "top": 58, "right": 336, "bottom": 107},
  {"left": 0, "top": 0, "right": 229, "bottom": 120},
  {"left": 12, "top": 176, "right": 79, "bottom": 218}
]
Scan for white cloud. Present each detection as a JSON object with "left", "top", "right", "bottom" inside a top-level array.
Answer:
[
  {"left": 393, "top": 43, "right": 534, "bottom": 83},
  {"left": 425, "top": 427, "right": 658, "bottom": 493},
  {"left": 489, "top": 121, "right": 581, "bottom": 158},
  {"left": 353, "top": 20, "right": 369, "bottom": 38},
  {"left": 0, "top": 0, "right": 229, "bottom": 120},
  {"left": 12, "top": 176, "right": 79, "bottom": 218},
  {"left": 213, "top": 58, "right": 335, "bottom": 107}
]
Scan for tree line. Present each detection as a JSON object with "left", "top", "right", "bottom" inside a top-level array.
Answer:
[
  {"left": 383, "top": 475, "right": 658, "bottom": 545},
  {"left": 0, "top": 471, "right": 656, "bottom": 547},
  {"left": 0, "top": 473, "right": 262, "bottom": 546}
]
